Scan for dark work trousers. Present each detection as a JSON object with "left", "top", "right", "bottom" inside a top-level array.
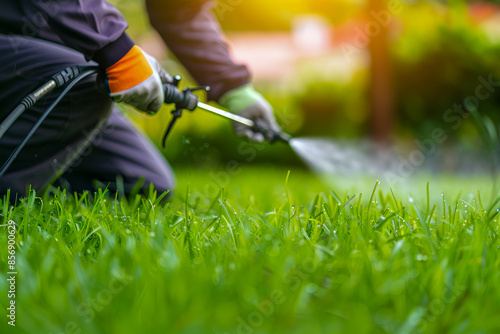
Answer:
[{"left": 0, "top": 34, "right": 175, "bottom": 199}]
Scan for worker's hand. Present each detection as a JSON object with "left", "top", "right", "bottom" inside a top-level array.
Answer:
[
  {"left": 219, "top": 84, "right": 280, "bottom": 142},
  {"left": 105, "top": 46, "right": 170, "bottom": 113}
]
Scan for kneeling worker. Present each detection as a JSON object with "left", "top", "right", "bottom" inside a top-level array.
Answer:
[{"left": 0, "top": 0, "right": 280, "bottom": 199}]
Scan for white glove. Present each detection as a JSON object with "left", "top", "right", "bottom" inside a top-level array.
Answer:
[{"left": 105, "top": 46, "right": 169, "bottom": 113}]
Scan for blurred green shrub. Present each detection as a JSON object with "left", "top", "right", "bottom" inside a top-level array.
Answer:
[{"left": 392, "top": 2, "right": 500, "bottom": 144}]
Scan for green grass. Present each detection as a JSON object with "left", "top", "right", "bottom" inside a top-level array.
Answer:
[{"left": 1, "top": 167, "right": 500, "bottom": 334}]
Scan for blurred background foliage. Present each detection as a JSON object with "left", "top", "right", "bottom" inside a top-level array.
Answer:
[{"left": 109, "top": 0, "right": 500, "bottom": 168}]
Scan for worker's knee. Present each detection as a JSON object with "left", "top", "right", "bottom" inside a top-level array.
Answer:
[{"left": 118, "top": 161, "right": 176, "bottom": 199}]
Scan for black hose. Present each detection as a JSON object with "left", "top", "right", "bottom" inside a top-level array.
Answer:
[
  {"left": 0, "top": 66, "right": 99, "bottom": 178},
  {"left": 0, "top": 66, "right": 93, "bottom": 141}
]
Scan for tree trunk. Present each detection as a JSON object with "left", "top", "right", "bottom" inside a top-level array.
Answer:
[{"left": 368, "top": 0, "right": 395, "bottom": 144}]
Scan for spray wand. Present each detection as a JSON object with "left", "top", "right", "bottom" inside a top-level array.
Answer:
[{"left": 161, "top": 76, "right": 291, "bottom": 147}]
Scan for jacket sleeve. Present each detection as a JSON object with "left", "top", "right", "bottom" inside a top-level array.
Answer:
[
  {"left": 145, "top": 0, "right": 251, "bottom": 102},
  {"left": 7, "top": 0, "right": 135, "bottom": 68}
]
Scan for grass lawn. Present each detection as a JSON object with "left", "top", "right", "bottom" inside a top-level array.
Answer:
[{"left": 1, "top": 166, "right": 500, "bottom": 334}]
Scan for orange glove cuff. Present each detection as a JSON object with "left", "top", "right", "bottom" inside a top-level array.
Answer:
[{"left": 106, "top": 45, "right": 153, "bottom": 93}]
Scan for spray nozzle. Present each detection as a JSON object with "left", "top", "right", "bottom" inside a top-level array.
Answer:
[{"left": 252, "top": 119, "right": 291, "bottom": 144}]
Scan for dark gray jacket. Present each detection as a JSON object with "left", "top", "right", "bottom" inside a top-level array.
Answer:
[{"left": 0, "top": 0, "right": 249, "bottom": 100}]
